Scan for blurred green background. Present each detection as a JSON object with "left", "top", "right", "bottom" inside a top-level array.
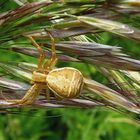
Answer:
[{"left": 0, "top": 0, "right": 140, "bottom": 140}]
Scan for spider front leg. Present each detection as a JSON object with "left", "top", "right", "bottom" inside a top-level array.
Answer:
[
  {"left": 44, "top": 31, "right": 58, "bottom": 71},
  {"left": 19, "top": 34, "right": 57, "bottom": 104},
  {"left": 6, "top": 83, "right": 42, "bottom": 105},
  {"left": 28, "top": 36, "right": 45, "bottom": 71},
  {"left": 5, "top": 37, "right": 46, "bottom": 105}
]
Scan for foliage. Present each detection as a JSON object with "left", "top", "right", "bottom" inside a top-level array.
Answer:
[{"left": 0, "top": 0, "right": 140, "bottom": 140}]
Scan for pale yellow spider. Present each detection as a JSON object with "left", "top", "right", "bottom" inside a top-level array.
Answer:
[{"left": 7, "top": 31, "right": 84, "bottom": 105}]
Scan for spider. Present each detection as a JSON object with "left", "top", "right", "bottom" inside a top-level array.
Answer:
[{"left": 6, "top": 31, "right": 84, "bottom": 105}]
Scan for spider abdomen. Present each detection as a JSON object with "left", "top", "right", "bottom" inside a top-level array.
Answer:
[{"left": 46, "top": 67, "right": 84, "bottom": 98}]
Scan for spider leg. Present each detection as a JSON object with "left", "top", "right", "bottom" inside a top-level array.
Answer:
[
  {"left": 44, "top": 86, "right": 50, "bottom": 100},
  {"left": 1, "top": 37, "right": 48, "bottom": 106},
  {"left": 27, "top": 36, "right": 45, "bottom": 70},
  {"left": 6, "top": 83, "right": 42, "bottom": 105},
  {"left": 44, "top": 30, "right": 58, "bottom": 71}
]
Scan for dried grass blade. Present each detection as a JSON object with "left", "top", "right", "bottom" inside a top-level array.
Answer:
[
  {"left": 84, "top": 78, "right": 140, "bottom": 114},
  {"left": 0, "top": 77, "right": 29, "bottom": 90},
  {"left": 0, "top": 62, "right": 32, "bottom": 81},
  {"left": 0, "top": 1, "right": 52, "bottom": 22},
  {"left": 78, "top": 16, "right": 140, "bottom": 42}
]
